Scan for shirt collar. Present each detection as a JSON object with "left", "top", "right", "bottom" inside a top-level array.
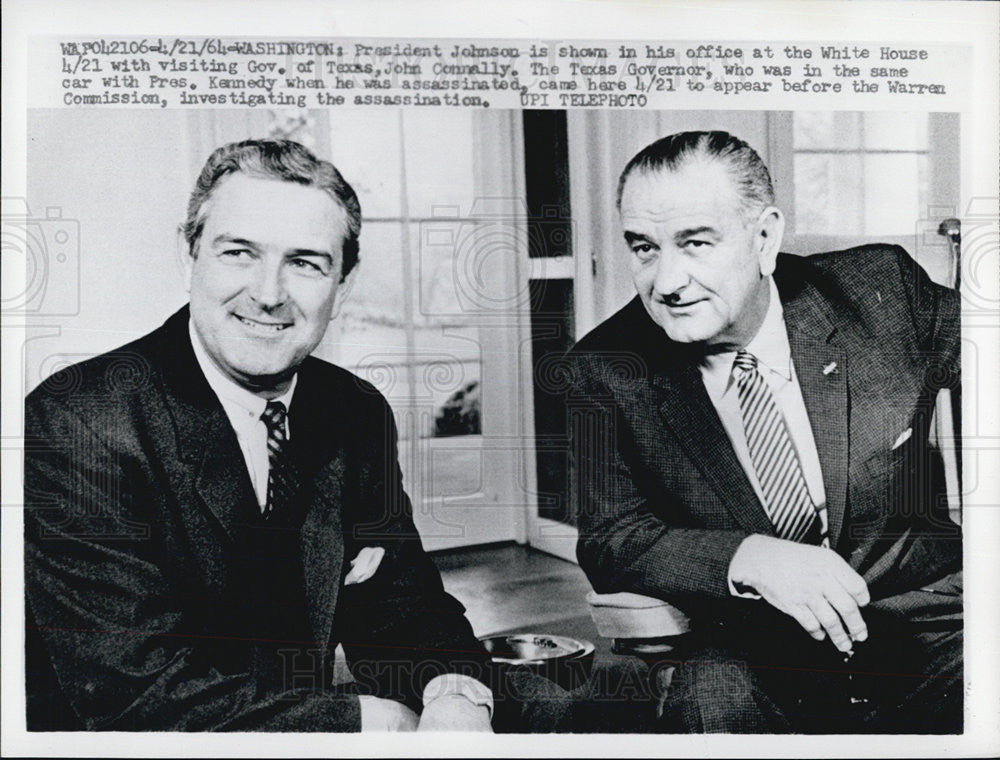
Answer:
[
  {"left": 188, "top": 318, "right": 297, "bottom": 427},
  {"left": 701, "top": 277, "right": 792, "bottom": 401}
]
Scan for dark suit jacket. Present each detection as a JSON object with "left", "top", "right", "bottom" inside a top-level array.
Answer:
[
  {"left": 24, "top": 306, "right": 491, "bottom": 731},
  {"left": 568, "top": 246, "right": 961, "bottom": 630}
]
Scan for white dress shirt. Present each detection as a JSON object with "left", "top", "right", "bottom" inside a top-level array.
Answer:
[
  {"left": 697, "top": 279, "right": 828, "bottom": 595},
  {"left": 189, "top": 320, "right": 296, "bottom": 511}
]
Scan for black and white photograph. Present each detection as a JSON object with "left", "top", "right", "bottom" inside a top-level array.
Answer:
[{"left": 3, "top": 1, "right": 998, "bottom": 757}]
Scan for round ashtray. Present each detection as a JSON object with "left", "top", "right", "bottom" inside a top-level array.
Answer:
[
  {"left": 479, "top": 633, "right": 595, "bottom": 691},
  {"left": 480, "top": 633, "right": 592, "bottom": 664}
]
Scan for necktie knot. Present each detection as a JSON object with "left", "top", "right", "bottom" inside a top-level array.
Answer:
[
  {"left": 733, "top": 350, "right": 758, "bottom": 377},
  {"left": 261, "top": 400, "right": 287, "bottom": 432}
]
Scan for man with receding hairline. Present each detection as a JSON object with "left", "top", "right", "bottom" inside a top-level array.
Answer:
[{"left": 569, "top": 131, "right": 962, "bottom": 732}]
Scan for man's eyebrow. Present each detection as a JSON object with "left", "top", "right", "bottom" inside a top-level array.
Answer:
[
  {"left": 288, "top": 249, "right": 334, "bottom": 261},
  {"left": 212, "top": 235, "right": 260, "bottom": 249},
  {"left": 623, "top": 231, "right": 654, "bottom": 244},
  {"left": 673, "top": 226, "right": 718, "bottom": 243}
]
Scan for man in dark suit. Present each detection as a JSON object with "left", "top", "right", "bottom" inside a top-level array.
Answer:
[
  {"left": 25, "top": 139, "right": 565, "bottom": 732},
  {"left": 568, "top": 131, "right": 962, "bottom": 732}
]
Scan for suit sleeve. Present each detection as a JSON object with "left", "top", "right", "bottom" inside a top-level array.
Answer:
[
  {"left": 569, "top": 361, "right": 748, "bottom": 604},
  {"left": 894, "top": 244, "right": 960, "bottom": 375},
  {"left": 336, "top": 393, "right": 493, "bottom": 713},
  {"left": 895, "top": 244, "right": 962, "bottom": 532},
  {"left": 24, "top": 394, "right": 362, "bottom": 732}
]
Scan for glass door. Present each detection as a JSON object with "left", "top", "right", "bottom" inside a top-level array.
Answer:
[{"left": 316, "top": 109, "right": 527, "bottom": 551}]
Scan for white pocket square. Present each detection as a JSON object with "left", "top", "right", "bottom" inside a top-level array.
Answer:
[
  {"left": 344, "top": 546, "right": 385, "bottom": 585},
  {"left": 891, "top": 427, "right": 913, "bottom": 450}
]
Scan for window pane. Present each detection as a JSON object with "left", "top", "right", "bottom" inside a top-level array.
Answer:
[
  {"left": 793, "top": 112, "right": 861, "bottom": 149},
  {"left": 409, "top": 224, "right": 483, "bottom": 437},
  {"left": 335, "top": 221, "right": 407, "bottom": 371},
  {"left": 410, "top": 350, "right": 482, "bottom": 439},
  {"left": 864, "top": 154, "right": 924, "bottom": 235},
  {"left": 410, "top": 325, "right": 483, "bottom": 438},
  {"left": 415, "top": 216, "right": 470, "bottom": 324},
  {"left": 402, "top": 109, "right": 476, "bottom": 218},
  {"left": 416, "top": 218, "right": 527, "bottom": 318},
  {"left": 864, "top": 112, "right": 928, "bottom": 151},
  {"left": 406, "top": 220, "right": 485, "bottom": 502},
  {"left": 328, "top": 111, "right": 402, "bottom": 218},
  {"left": 396, "top": 437, "right": 484, "bottom": 502},
  {"left": 794, "top": 153, "right": 863, "bottom": 234}
]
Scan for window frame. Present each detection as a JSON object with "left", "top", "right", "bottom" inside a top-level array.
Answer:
[{"left": 767, "top": 111, "right": 960, "bottom": 275}]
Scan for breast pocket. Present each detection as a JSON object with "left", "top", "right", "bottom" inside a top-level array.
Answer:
[
  {"left": 863, "top": 426, "right": 918, "bottom": 480},
  {"left": 849, "top": 430, "right": 916, "bottom": 533}
]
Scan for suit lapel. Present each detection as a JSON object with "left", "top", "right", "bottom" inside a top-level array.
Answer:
[
  {"left": 289, "top": 364, "right": 347, "bottom": 649},
  {"left": 299, "top": 460, "right": 347, "bottom": 650},
  {"left": 651, "top": 348, "right": 775, "bottom": 536},
  {"left": 787, "top": 329, "right": 848, "bottom": 547},
  {"left": 155, "top": 307, "right": 256, "bottom": 540},
  {"left": 777, "top": 264, "right": 849, "bottom": 549},
  {"left": 193, "top": 410, "right": 258, "bottom": 540}
]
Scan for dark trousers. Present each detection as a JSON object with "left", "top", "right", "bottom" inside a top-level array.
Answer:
[
  {"left": 491, "top": 666, "right": 574, "bottom": 732},
  {"left": 661, "top": 573, "right": 963, "bottom": 734}
]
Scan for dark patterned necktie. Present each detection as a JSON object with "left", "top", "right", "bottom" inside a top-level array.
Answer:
[
  {"left": 260, "top": 400, "right": 295, "bottom": 521},
  {"left": 733, "top": 350, "right": 828, "bottom": 546}
]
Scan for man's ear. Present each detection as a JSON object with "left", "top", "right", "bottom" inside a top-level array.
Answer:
[
  {"left": 328, "top": 261, "right": 359, "bottom": 321},
  {"left": 755, "top": 206, "right": 785, "bottom": 278},
  {"left": 176, "top": 229, "right": 194, "bottom": 293}
]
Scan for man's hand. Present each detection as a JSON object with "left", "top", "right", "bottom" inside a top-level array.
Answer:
[
  {"left": 417, "top": 695, "right": 493, "bottom": 732},
  {"left": 358, "top": 695, "right": 419, "bottom": 731},
  {"left": 729, "top": 534, "right": 870, "bottom": 652}
]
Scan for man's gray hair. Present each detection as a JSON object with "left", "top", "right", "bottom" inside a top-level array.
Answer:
[
  {"left": 616, "top": 131, "right": 775, "bottom": 221},
  {"left": 182, "top": 139, "right": 361, "bottom": 281}
]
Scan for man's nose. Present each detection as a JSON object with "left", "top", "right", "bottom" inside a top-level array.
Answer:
[
  {"left": 652, "top": 250, "right": 690, "bottom": 301},
  {"left": 249, "top": 260, "right": 287, "bottom": 309}
]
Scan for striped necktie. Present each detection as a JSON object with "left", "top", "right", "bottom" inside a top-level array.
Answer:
[
  {"left": 733, "top": 350, "right": 827, "bottom": 546},
  {"left": 260, "top": 400, "right": 296, "bottom": 521}
]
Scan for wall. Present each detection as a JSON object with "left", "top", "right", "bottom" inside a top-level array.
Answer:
[{"left": 25, "top": 109, "right": 193, "bottom": 392}]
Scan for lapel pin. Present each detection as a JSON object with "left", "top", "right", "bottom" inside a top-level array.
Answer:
[{"left": 823, "top": 362, "right": 838, "bottom": 375}]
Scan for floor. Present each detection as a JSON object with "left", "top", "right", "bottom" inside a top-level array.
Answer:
[
  {"left": 333, "top": 542, "right": 601, "bottom": 686},
  {"left": 433, "top": 543, "right": 666, "bottom": 733},
  {"left": 432, "top": 542, "right": 598, "bottom": 640}
]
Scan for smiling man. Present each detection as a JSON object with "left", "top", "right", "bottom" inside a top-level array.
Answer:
[
  {"left": 182, "top": 171, "right": 347, "bottom": 396},
  {"left": 568, "top": 131, "right": 962, "bottom": 733},
  {"left": 24, "top": 139, "right": 565, "bottom": 733}
]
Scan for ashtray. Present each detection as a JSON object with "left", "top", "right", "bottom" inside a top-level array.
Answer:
[{"left": 479, "top": 633, "right": 595, "bottom": 691}]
